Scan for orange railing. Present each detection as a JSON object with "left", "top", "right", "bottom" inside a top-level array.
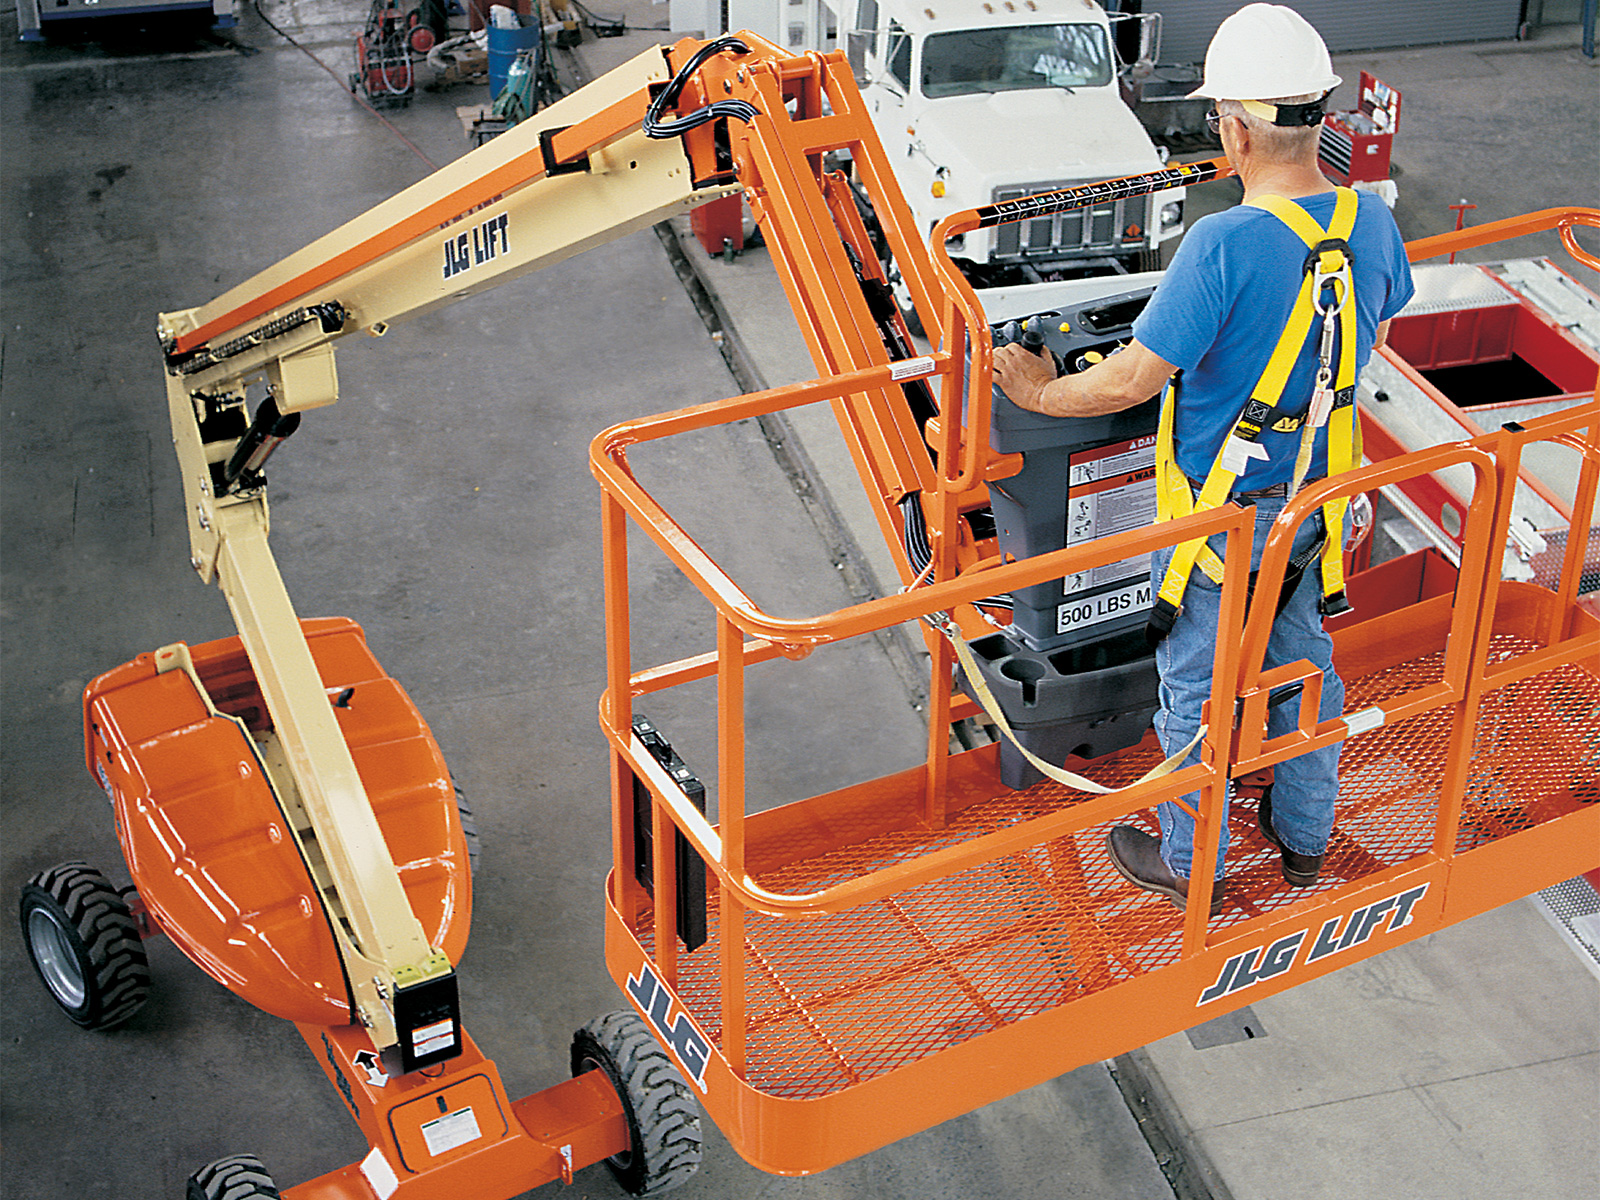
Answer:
[
  {"left": 593, "top": 90, "right": 1597, "bottom": 1164},
  {"left": 596, "top": 203, "right": 1597, "bottom": 916}
]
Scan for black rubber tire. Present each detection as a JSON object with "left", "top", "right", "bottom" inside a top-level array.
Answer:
[
  {"left": 453, "top": 781, "right": 481, "bottom": 870},
  {"left": 186, "top": 1153, "right": 281, "bottom": 1200},
  {"left": 571, "top": 1011, "right": 703, "bottom": 1196},
  {"left": 1129, "top": 247, "right": 1163, "bottom": 273},
  {"left": 896, "top": 286, "right": 926, "bottom": 338},
  {"left": 19, "top": 861, "right": 150, "bottom": 1030}
]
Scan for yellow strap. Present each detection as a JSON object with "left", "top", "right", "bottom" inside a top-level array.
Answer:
[
  {"left": 1319, "top": 395, "right": 1362, "bottom": 598},
  {"left": 1154, "top": 189, "right": 1362, "bottom": 618},
  {"left": 1249, "top": 190, "right": 1356, "bottom": 249},
  {"left": 948, "top": 630, "right": 1205, "bottom": 795},
  {"left": 1154, "top": 377, "right": 1185, "bottom": 523},
  {"left": 1154, "top": 379, "right": 1227, "bottom": 587},
  {"left": 1259, "top": 190, "right": 1360, "bottom": 608},
  {"left": 1247, "top": 261, "right": 1323, "bottom": 421}
]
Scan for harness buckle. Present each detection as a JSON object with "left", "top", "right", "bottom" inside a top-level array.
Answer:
[
  {"left": 1145, "top": 596, "right": 1180, "bottom": 645},
  {"left": 1318, "top": 590, "right": 1352, "bottom": 618},
  {"left": 1305, "top": 238, "right": 1353, "bottom": 318}
]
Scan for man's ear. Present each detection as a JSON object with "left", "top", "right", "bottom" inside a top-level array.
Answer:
[{"left": 1223, "top": 114, "right": 1249, "bottom": 157}]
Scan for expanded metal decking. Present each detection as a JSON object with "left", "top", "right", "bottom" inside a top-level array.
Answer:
[{"left": 630, "top": 631, "right": 1600, "bottom": 1103}]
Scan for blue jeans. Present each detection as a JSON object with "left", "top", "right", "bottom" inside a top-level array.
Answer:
[{"left": 1150, "top": 496, "right": 1344, "bottom": 880}]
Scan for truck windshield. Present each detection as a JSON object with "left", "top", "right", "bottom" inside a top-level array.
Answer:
[{"left": 921, "top": 24, "right": 1113, "bottom": 98}]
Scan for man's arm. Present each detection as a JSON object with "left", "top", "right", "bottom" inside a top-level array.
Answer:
[{"left": 992, "top": 338, "right": 1178, "bottom": 418}]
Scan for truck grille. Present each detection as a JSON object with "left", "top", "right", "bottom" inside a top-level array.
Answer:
[{"left": 991, "top": 184, "right": 1150, "bottom": 260}]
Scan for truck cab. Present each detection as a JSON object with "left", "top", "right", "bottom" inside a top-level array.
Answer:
[
  {"left": 675, "top": 0, "right": 1185, "bottom": 293},
  {"left": 855, "top": 0, "right": 1181, "bottom": 284}
]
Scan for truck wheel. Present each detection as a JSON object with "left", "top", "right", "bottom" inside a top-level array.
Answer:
[
  {"left": 571, "top": 1011, "right": 702, "bottom": 1196},
  {"left": 1129, "top": 248, "right": 1162, "bottom": 273},
  {"left": 19, "top": 861, "right": 150, "bottom": 1030},
  {"left": 454, "top": 781, "right": 481, "bottom": 870},
  {"left": 186, "top": 1153, "right": 281, "bottom": 1199},
  {"left": 886, "top": 262, "right": 925, "bottom": 337}
]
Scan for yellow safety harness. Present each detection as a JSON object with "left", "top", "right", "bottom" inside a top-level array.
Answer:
[{"left": 1147, "top": 187, "right": 1362, "bottom": 641}]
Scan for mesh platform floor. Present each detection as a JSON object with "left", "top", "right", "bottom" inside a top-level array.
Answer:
[{"left": 639, "top": 635, "right": 1600, "bottom": 1101}]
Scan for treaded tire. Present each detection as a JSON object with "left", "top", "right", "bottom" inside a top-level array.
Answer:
[
  {"left": 886, "top": 260, "right": 925, "bottom": 338},
  {"left": 453, "top": 781, "right": 481, "bottom": 870},
  {"left": 19, "top": 861, "right": 150, "bottom": 1030},
  {"left": 1130, "top": 247, "right": 1163, "bottom": 273},
  {"left": 186, "top": 1153, "right": 281, "bottom": 1200},
  {"left": 571, "top": 1011, "right": 702, "bottom": 1196}
]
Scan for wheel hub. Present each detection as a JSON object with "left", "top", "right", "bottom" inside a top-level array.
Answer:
[{"left": 28, "top": 907, "right": 86, "bottom": 1009}]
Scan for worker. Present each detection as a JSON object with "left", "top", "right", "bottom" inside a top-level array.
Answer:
[{"left": 991, "top": 3, "right": 1414, "bottom": 912}]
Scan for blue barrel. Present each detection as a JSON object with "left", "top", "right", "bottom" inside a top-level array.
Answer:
[{"left": 487, "top": 24, "right": 540, "bottom": 100}]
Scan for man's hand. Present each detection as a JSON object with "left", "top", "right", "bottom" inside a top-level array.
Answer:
[
  {"left": 992, "top": 342, "right": 1059, "bottom": 413},
  {"left": 991, "top": 337, "right": 1179, "bottom": 420}
]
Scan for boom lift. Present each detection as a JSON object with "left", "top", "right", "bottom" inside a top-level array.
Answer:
[{"left": 16, "top": 29, "right": 1599, "bottom": 1198}]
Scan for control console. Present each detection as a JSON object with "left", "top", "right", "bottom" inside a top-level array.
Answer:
[{"left": 963, "top": 285, "right": 1164, "bottom": 789}]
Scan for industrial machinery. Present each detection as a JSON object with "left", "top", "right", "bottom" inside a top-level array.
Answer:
[
  {"left": 13, "top": 0, "right": 233, "bottom": 41},
  {"left": 594, "top": 184, "right": 1600, "bottom": 1168},
  {"left": 352, "top": 0, "right": 445, "bottom": 107},
  {"left": 16, "top": 26, "right": 1599, "bottom": 1197}
]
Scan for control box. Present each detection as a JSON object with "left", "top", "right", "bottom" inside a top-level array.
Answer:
[
  {"left": 987, "top": 292, "right": 1161, "bottom": 651},
  {"left": 964, "top": 285, "right": 1163, "bottom": 789}
]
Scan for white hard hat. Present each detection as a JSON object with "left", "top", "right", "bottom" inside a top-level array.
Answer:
[{"left": 1188, "top": 4, "right": 1342, "bottom": 101}]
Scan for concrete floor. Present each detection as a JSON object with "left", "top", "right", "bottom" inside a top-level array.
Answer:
[
  {"left": 0, "top": 5, "right": 1165, "bottom": 1199},
  {"left": 2, "top": 4, "right": 1596, "bottom": 1200},
  {"left": 655, "top": 22, "right": 1600, "bottom": 1200}
]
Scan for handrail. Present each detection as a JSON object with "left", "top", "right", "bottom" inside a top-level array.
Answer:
[
  {"left": 606, "top": 712, "right": 1218, "bottom": 919},
  {"left": 1403, "top": 206, "right": 1600, "bottom": 269},
  {"left": 921, "top": 157, "right": 1237, "bottom": 492},
  {"left": 598, "top": 496, "right": 1255, "bottom": 919},
  {"left": 592, "top": 358, "right": 1253, "bottom": 649},
  {"left": 1228, "top": 442, "right": 1501, "bottom": 775},
  {"left": 1238, "top": 442, "right": 1501, "bottom": 689}
]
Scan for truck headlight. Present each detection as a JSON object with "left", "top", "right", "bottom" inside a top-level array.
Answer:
[
  {"left": 1160, "top": 200, "right": 1184, "bottom": 231},
  {"left": 931, "top": 179, "right": 946, "bottom": 198}
]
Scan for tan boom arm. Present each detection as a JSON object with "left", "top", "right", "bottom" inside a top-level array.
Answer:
[{"left": 157, "top": 45, "right": 734, "bottom": 1049}]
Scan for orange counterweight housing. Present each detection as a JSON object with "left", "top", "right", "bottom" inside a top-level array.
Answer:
[{"left": 81, "top": 616, "right": 471, "bottom": 1025}]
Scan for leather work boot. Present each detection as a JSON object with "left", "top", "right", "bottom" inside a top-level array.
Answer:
[
  {"left": 1257, "top": 792, "right": 1324, "bottom": 886},
  {"left": 1106, "top": 825, "right": 1225, "bottom": 916}
]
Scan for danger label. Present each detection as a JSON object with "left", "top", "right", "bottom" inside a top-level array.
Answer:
[
  {"left": 410, "top": 1018, "right": 457, "bottom": 1059},
  {"left": 1063, "top": 434, "right": 1157, "bottom": 595}
]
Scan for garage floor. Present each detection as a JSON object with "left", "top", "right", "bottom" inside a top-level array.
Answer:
[{"left": 2, "top": 4, "right": 1595, "bottom": 1199}]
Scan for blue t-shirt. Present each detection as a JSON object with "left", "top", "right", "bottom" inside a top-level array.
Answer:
[{"left": 1132, "top": 189, "right": 1414, "bottom": 488}]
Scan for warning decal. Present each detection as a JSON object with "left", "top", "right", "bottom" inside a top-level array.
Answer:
[
  {"left": 420, "top": 1105, "right": 483, "bottom": 1157},
  {"left": 410, "top": 1018, "right": 457, "bottom": 1059},
  {"left": 1063, "top": 434, "right": 1157, "bottom": 595}
]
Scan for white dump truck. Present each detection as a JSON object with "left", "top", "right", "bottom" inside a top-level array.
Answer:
[{"left": 671, "top": 0, "right": 1185, "bottom": 310}]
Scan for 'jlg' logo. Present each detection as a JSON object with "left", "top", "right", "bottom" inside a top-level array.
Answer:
[
  {"left": 1199, "top": 882, "right": 1429, "bottom": 1006},
  {"left": 626, "top": 962, "right": 712, "bottom": 1091},
  {"left": 442, "top": 213, "right": 511, "bottom": 281}
]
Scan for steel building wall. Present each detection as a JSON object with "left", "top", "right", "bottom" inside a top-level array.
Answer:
[{"left": 1147, "top": 1, "right": 1523, "bottom": 65}]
